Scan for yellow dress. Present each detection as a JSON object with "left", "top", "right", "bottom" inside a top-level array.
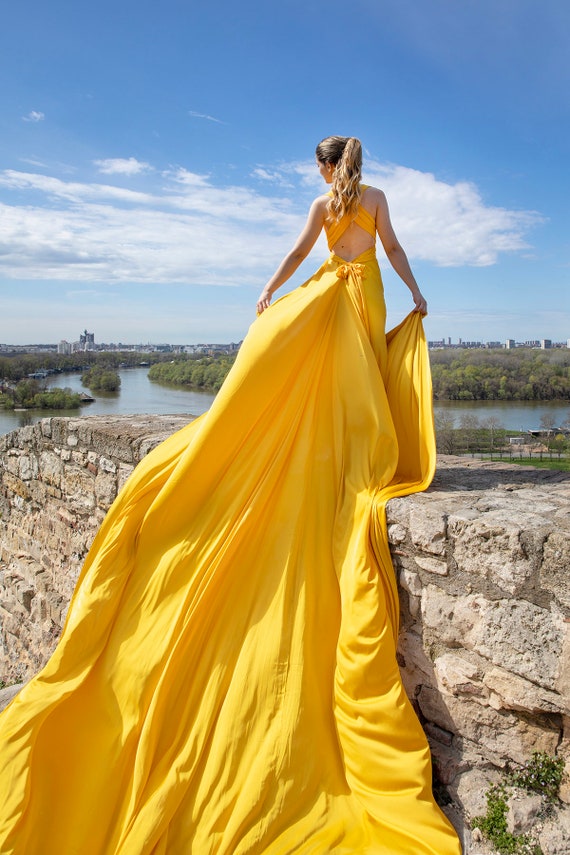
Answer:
[{"left": 0, "top": 199, "right": 461, "bottom": 854}]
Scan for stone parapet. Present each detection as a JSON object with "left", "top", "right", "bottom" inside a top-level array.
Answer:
[
  {"left": 1, "top": 416, "right": 569, "bottom": 846},
  {"left": 0, "top": 415, "right": 190, "bottom": 680},
  {"left": 388, "top": 456, "right": 570, "bottom": 841}
]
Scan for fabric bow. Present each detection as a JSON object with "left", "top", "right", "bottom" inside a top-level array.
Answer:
[{"left": 336, "top": 262, "right": 366, "bottom": 284}]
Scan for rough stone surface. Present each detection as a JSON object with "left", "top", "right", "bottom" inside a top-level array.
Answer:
[
  {"left": 0, "top": 415, "right": 191, "bottom": 681},
  {"left": 538, "top": 804, "right": 570, "bottom": 854},
  {"left": 1, "top": 423, "right": 570, "bottom": 851},
  {"left": 506, "top": 790, "right": 543, "bottom": 834}
]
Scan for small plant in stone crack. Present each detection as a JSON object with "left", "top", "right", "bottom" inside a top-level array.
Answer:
[
  {"left": 472, "top": 752, "right": 565, "bottom": 855},
  {"left": 506, "top": 751, "right": 565, "bottom": 804}
]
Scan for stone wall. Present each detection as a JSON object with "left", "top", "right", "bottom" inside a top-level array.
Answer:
[
  {"left": 1, "top": 415, "right": 569, "bottom": 848},
  {"left": 0, "top": 415, "right": 189, "bottom": 680}
]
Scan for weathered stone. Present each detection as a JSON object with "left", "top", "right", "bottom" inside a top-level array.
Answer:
[
  {"left": 506, "top": 790, "right": 543, "bottom": 835},
  {"left": 62, "top": 468, "right": 96, "bottom": 510},
  {"left": 419, "top": 688, "right": 560, "bottom": 766},
  {"left": 414, "top": 555, "right": 448, "bottom": 576},
  {"left": 538, "top": 804, "right": 570, "bottom": 854},
  {"left": 18, "top": 455, "right": 37, "bottom": 481},
  {"left": 421, "top": 586, "right": 564, "bottom": 690},
  {"left": 448, "top": 766, "right": 501, "bottom": 821},
  {"left": 483, "top": 665, "right": 565, "bottom": 714},
  {"left": 542, "top": 530, "right": 570, "bottom": 610},
  {"left": 95, "top": 471, "right": 117, "bottom": 509},
  {"left": 434, "top": 652, "right": 486, "bottom": 699},
  {"left": 409, "top": 505, "right": 447, "bottom": 555},
  {"left": 99, "top": 456, "right": 117, "bottom": 474},
  {"left": 387, "top": 522, "right": 407, "bottom": 544},
  {"left": 399, "top": 569, "right": 422, "bottom": 617},
  {"left": 2, "top": 471, "right": 31, "bottom": 500},
  {"left": 448, "top": 510, "right": 546, "bottom": 596}
]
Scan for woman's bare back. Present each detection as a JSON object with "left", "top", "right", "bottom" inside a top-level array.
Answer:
[{"left": 328, "top": 188, "right": 377, "bottom": 261}]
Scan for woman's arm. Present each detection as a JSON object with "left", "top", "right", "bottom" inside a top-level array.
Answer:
[
  {"left": 256, "top": 197, "right": 328, "bottom": 314},
  {"left": 373, "top": 188, "right": 427, "bottom": 315}
]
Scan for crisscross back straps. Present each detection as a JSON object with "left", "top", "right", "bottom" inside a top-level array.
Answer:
[{"left": 325, "top": 188, "right": 376, "bottom": 251}]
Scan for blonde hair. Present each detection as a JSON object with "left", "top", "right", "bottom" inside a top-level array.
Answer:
[{"left": 315, "top": 136, "right": 363, "bottom": 221}]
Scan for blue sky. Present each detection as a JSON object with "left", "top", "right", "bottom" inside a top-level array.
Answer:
[{"left": 0, "top": 0, "right": 568, "bottom": 345}]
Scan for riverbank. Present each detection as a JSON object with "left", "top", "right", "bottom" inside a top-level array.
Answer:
[{"left": 0, "top": 367, "right": 568, "bottom": 436}]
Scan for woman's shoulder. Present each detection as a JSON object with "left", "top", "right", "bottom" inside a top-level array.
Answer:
[
  {"left": 361, "top": 185, "right": 386, "bottom": 201},
  {"left": 360, "top": 185, "right": 387, "bottom": 217},
  {"left": 310, "top": 193, "right": 332, "bottom": 214}
]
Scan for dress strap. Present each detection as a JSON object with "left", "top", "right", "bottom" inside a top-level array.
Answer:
[{"left": 324, "top": 185, "right": 376, "bottom": 250}]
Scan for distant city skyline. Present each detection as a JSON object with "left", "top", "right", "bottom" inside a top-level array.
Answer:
[{"left": 1, "top": 331, "right": 569, "bottom": 354}]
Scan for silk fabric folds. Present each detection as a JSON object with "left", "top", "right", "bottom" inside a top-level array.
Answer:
[{"left": 0, "top": 244, "right": 461, "bottom": 853}]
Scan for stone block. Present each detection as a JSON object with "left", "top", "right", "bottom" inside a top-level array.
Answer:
[
  {"left": 414, "top": 555, "right": 448, "bottom": 576},
  {"left": 95, "top": 471, "right": 118, "bottom": 510},
  {"left": 448, "top": 766, "right": 501, "bottom": 820},
  {"left": 506, "top": 790, "right": 543, "bottom": 835},
  {"left": 61, "top": 468, "right": 96, "bottom": 510},
  {"left": 421, "top": 586, "right": 564, "bottom": 690},
  {"left": 99, "top": 456, "right": 117, "bottom": 474},
  {"left": 542, "top": 530, "right": 570, "bottom": 611},
  {"left": 39, "top": 450, "right": 62, "bottom": 487},
  {"left": 18, "top": 455, "right": 37, "bottom": 481},
  {"left": 409, "top": 505, "right": 447, "bottom": 555},
  {"left": 399, "top": 569, "right": 422, "bottom": 617},
  {"left": 2, "top": 471, "right": 31, "bottom": 501},
  {"left": 483, "top": 665, "right": 565, "bottom": 714},
  {"left": 418, "top": 687, "right": 560, "bottom": 766},
  {"left": 448, "top": 510, "right": 545, "bottom": 596},
  {"left": 387, "top": 522, "right": 407, "bottom": 545},
  {"left": 434, "top": 653, "right": 486, "bottom": 699},
  {"left": 385, "top": 497, "right": 409, "bottom": 528},
  {"left": 538, "top": 806, "right": 570, "bottom": 855},
  {"left": 117, "top": 463, "right": 134, "bottom": 492}
]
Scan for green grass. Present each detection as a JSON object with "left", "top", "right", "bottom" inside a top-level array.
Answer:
[{"left": 506, "top": 458, "right": 570, "bottom": 471}]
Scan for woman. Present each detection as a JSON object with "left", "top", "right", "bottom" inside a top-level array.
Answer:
[{"left": 0, "top": 137, "right": 461, "bottom": 853}]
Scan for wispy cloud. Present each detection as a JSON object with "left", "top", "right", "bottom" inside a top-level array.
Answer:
[
  {"left": 251, "top": 167, "right": 294, "bottom": 188},
  {"left": 188, "top": 110, "right": 225, "bottom": 124},
  {"left": 94, "top": 157, "right": 152, "bottom": 175},
  {"left": 22, "top": 111, "right": 45, "bottom": 123},
  {"left": 0, "top": 158, "right": 542, "bottom": 291}
]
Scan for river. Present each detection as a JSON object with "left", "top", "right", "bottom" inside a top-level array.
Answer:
[{"left": 0, "top": 367, "right": 568, "bottom": 437}]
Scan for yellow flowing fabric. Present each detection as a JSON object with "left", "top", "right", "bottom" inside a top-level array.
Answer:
[{"left": 0, "top": 224, "right": 461, "bottom": 853}]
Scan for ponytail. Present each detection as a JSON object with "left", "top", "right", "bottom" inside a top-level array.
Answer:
[{"left": 316, "top": 136, "right": 363, "bottom": 221}]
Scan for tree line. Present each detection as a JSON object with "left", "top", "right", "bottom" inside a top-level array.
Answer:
[
  {"left": 0, "top": 350, "right": 171, "bottom": 382},
  {"left": 81, "top": 367, "right": 121, "bottom": 392},
  {"left": 148, "top": 355, "right": 237, "bottom": 393},
  {"left": 435, "top": 411, "right": 570, "bottom": 458},
  {"left": 0, "top": 378, "right": 83, "bottom": 411},
  {"left": 2, "top": 347, "right": 570, "bottom": 402},
  {"left": 430, "top": 348, "right": 570, "bottom": 401}
]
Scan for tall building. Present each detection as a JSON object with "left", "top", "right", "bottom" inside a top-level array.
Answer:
[
  {"left": 79, "top": 329, "right": 95, "bottom": 351},
  {"left": 58, "top": 340, "right": 72, "bottom": 354},
  {"left": 505, "top": 339, "right": 515, "bottom": 349}
]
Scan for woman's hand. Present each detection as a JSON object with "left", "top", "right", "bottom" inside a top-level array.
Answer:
[
  {"left": 411, "top": 289, "right": 428, "bottom": 316},
  {"left": 256, "top": 287, "right": 272, "bottom": 315}
]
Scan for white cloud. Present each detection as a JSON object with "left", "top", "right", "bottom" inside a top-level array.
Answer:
[
  {"left": 94, "top": 157, "right": 152, "bottom": 175},
  {"left": 363, "top": 163, "right": 543, "bottom": 267},
  {"left": 188, "top": 110, "right": 225, "bottom": 124},
  {"left": 0, "top": 158, "right": 541, "bottom": 291},
  {"left": 22, "top": 111, "right": 45, "bottom": 123}
]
